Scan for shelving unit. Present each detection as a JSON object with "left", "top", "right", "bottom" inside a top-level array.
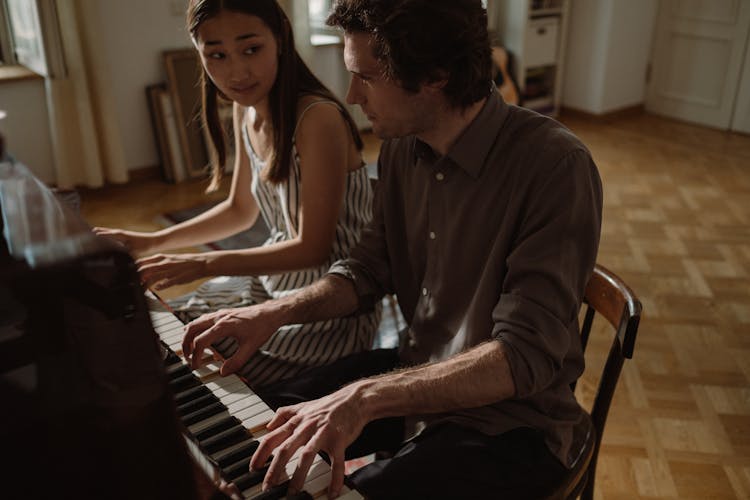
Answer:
[{"left": 491, "top": 0, "right": 569, "bottom": 116}]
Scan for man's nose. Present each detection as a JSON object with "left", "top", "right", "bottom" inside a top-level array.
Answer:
[{"left": 345, "top": 77, "right": 361, "bottom": 105}]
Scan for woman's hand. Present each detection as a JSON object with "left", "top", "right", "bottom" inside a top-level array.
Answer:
[
  {"left": 136, "top": 253, "right": 210, "bottom": 290},
  {"left": 182, "top": 304, "right": 283, "bottom": 375},
  {"left": 92, "top": 227, "right": 159, "bottom": 256}
]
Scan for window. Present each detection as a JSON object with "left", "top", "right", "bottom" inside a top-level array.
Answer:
[
  {"left": 0, "top": 0, "right": 51, "bottom": 76},
  {"left": 0, "top": 0, "right": 14, "bottom": 65},
  {"left": 4, "top": 0, "right": 45, "bottom": 73},
  {"left": 308, "top": 0, "right": 340, "bottom": 46}
]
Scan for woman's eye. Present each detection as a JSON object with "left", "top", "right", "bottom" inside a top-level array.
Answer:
[
  {"left": 244, "top": 46, "right": 259, "bottom": 55},
  {"left": 208, "top": 52, "right": 225, "bottom": 60}
]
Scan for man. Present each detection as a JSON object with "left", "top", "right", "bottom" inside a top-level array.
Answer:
[{"left": 183, "top": 0, "right": 603, "bottom": 497}]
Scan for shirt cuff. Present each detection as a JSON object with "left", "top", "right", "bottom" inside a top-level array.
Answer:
[{"left": 327, "top": 259, "right": 381, "bottom": 314}]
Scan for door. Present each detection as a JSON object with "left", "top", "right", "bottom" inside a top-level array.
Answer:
[{"left": 646, "top": 0, "right": 750, "bottom": 129}]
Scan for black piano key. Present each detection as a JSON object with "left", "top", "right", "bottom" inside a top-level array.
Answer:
[
  {"left": 177, "top": 392, "right": 221, "bottom": 417},
  {"left": 163, "top": 349, "right": 181, "bottom": 367},
  {"left": 181, "top": 401, "right": 225, "bottom": 427},
  {"left": 167, "top": 363, "right": 192, "bottom": 379},
  {"left": 232, "top": 466, "right": 268, "bottom": 491},
  {"left": 173, "top": 384, "right": 211, "bottom": 406},
  {"left": 286, "top": 491, "right": 314, "bottom": 500},
  {"left": 214, "top": 438, "right": 260, "bottom": 468},
  {"left": 169, "top": 373, "right": 201, "bottom": 393},
  {"left": 222, "top": 456, "right": 252, "bottom": 481},
  {"left": 194, "top": 415, "right": 243, "bottom": 442},
  {"left": 254, "top": 482, "right": 313, "bottom": 500},
  {"left": 199, "top": 425, "right": 249, "bottom": 455},
  {"left": 252, "top": 481, "right": 292, "bottom": 500}
]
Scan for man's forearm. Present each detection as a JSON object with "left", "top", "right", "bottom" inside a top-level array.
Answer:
[
  {"left": 266, "top": 274, "right": 361, "bottom": 327},
  {"left": 353, "top": 340, "right": 516, "bottom": 420}
]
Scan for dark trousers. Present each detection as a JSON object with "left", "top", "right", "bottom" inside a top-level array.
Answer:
[{"left": 257, "top": 349, "right": 567, "bottom": 500}]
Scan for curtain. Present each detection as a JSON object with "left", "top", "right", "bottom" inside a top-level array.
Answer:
[{"left": 41, "top": 0, "right": 127, "bottom": 188}]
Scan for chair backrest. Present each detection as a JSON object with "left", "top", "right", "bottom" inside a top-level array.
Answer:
[{"left": 574, "top": 264, "right": 642, "bottom": 499}]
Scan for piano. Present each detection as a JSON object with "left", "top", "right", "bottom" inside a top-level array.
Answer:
[{"left": 0, "top": 160, "right": 362, "bottom": 499}]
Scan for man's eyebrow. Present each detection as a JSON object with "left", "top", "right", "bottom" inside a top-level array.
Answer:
[
  {"left": 350, "top": 69, "right": 379, "bottom": 78},
  {"left": 204, "top": 33, "right": 260, "bottom": 46}
]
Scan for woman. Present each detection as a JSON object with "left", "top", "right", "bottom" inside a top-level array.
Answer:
[{"left": 95, "top": 0, "right": 378, "bottom": 388}]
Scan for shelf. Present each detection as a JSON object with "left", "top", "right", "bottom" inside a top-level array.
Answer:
[
  {"left": 530, "top": 8, "right": 563, "bottom": 18},
  {"left": 530, "top": 0, "right": 564, "bottom": 9},
  {"left": 494, "top": 0, "right": 568, "bottom": 117},
  {"left": 523, "top": 96, "right": 555, "bottom": 111}
]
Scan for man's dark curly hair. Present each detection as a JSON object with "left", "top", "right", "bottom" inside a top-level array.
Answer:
[{"left": 327, "top": 0, "right": 493, "bottom": 108}]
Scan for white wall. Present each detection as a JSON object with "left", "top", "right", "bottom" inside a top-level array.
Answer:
[
  {"left": 89, "top": 0, "right": 191, "bottom": 170},
  {"left": 2, "top": 0, "right": 668, "bottom": 183},
  {"left": 0, "top": 1, "right": 190, "bottom": 178},
  {"left": 562, "top": 0, "right": 658, "bottom": 114},
  {"left": 0, "top": 78, "right": 55, "bottom": 182}
]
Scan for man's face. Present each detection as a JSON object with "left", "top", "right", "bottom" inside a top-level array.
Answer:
[{"left": 343, "top": 32, "right": 436, "bottom": 139}]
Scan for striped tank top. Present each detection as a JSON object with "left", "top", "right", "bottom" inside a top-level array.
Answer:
[{"left": 172, "top": 100, "right": 380, "bottom": 388}]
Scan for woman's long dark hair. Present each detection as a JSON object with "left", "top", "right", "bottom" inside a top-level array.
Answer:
[{"left": 188, "top": 0, "right": 363, "bottom": 190}]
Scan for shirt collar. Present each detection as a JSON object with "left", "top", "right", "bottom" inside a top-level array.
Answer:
[{"left": 411, "top": 86, "right": 509, "bottom": 178}]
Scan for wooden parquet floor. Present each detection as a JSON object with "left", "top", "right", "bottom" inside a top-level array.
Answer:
[
  {"left": 560, "top": 112, "right": 750, "bottom": 500},
  {"left": 80, "top": 112, "right": 750, "bottom": 499}
]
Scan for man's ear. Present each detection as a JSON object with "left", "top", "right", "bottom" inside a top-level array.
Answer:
[{"left": 423, "top": 73, "right": 449, "bottom": 92}]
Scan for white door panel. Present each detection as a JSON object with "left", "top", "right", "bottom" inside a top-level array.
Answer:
[
  {"left": 646, "top": 0, "right": 750, "bottom": 129},
  {"left": 730, "top": 26, "right": 750, "bottom": 133}
]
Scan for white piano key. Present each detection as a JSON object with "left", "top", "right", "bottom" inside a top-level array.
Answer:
[
  {"left": 145, "top": 295, "right": 363, "bottom": 499},
  {"left": 205, "top": 377, "right": 247, "bottom": 397},
  {"left": 298, "top": 459, "right": 330, "bottom": 494},
  {"left": 235, "top": 400, "right": 270, "bottom": 422},
  {"left": 241, "top": 453, "right": 327, "bottom": 498},
  {"left": 165, "top": 337, "right": 184, "bottom": 351},
  {"left": 241, "top": 408, "right": 276, "bottom": 432},
  {"left": 194, "top": 361, "right": 223, "bottom": 379},
  {"left": 216, "top": 385, "right": 258, "bottom": 406},
  {"left": 336, "top": 488, "right": 364, "bottom": 499},
  {"left": 152, "top": 315, "right": 180, "bottom": 329},
  {"left": 304, "top": 470, "right": 332, "bottom": 498},
  {"left": 160, "top": 328, "right": 186, "bottom": 344},
  {"left": 225, "top": 394, "right": 264, "bottom": 414}
]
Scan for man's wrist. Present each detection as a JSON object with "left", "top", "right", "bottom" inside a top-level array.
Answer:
[
  {"left": 257, "top": 296, "right": 293, "bottom": 332},
  {"left": 350, "top": 377, "right": 393, "bottom": 422}
]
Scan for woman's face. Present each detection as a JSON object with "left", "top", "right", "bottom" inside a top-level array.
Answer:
[{"left": 195, "top": 9, "right": 279, "bottom": 107}]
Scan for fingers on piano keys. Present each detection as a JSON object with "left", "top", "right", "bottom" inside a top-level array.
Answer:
[{"left": 151, "top": 306, "right": 362, "bottom": 499}]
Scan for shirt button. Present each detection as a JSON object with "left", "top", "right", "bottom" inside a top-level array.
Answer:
[
  {"left": 408, "top": 330, "right": 417, "bottom": 347},
  {"left": 429, "top": 231, "right": 436, "bottom": 240},
  {"left": 435, "top": 172, "right": 445, "bottom": 181},
  {"left": 422, "top": 287, "right": 428, "bottom": 296}
]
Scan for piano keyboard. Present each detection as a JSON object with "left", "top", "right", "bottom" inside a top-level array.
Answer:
[{"left": 146, "top": 295, "right": 363, "bottom": 500}]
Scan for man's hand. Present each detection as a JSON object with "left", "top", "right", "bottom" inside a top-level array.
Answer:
[
  {"left": 251, "top": 383, "right": 371, "bottom": 498},
  {"left": 137, "top": 253, "right": 209, "bottom": 290},
  {"left": 182, "top": 305, "right": 283, "bottom": 375}
]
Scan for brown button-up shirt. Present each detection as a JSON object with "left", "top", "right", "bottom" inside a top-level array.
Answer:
[{"left": 328, "top": 91, "right": 602, "bottom": 467}]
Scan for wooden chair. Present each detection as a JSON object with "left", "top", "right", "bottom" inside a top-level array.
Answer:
[{"left": 548, "top": 264, "right": 642, "bottom": 499}]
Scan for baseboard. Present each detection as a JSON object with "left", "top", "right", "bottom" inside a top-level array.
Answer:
[
  {"left": 129, "top": 165, "right": 162, "bottom": 182},
  {"left": 560, "top": 104, "right": 645, "bottom": 123}
]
